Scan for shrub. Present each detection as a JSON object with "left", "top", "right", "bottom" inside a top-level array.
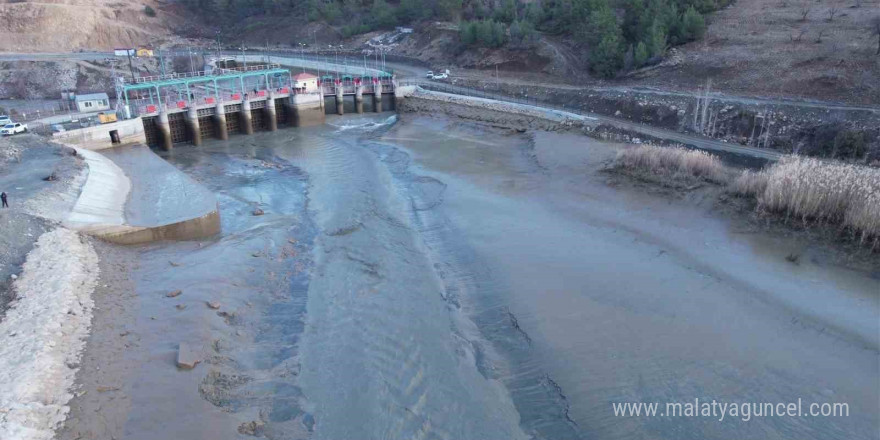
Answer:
[{"left": 143, "top": 5, "right": 156, "bottom": 17}]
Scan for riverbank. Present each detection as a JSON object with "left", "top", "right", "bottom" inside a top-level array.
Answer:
[
  {"left": 0, "top": 134, "right": 224, "bottom": 439},
  {"left": 0, "top": 135, "right": 85, "bottom": 317},
  {"left": 398, "top": 89, "right": 879, "bottom": 263},
  {"left": 380, "top": 116, "right": 878, "bottom": 438},
  {"left": 52, "top": 113, "right": 877, "bottom": 439},
  {"left": 0, "top": 228, "right": 98, "bottom": 440}
]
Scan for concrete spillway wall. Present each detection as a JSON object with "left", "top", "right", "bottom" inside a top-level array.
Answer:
[
  {"left": 95, "top": 209, "right": 221, "bottom": 245},
  {"left": 395, "top": 87, "right": 599, "bottom": 132},
  {"left": 53, "top": 118, "right": 148, "bottom": 150},
  {"left": 62, "top": 145, "right": 221, "bottom": 245}
]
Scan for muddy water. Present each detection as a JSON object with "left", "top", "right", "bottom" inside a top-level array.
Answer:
[{"left": 116, "top": 114, "right": 877, "bottom": 440}]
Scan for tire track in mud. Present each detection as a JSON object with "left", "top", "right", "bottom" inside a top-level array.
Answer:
[{"left": 362, "top": 136, "right": 583, "bottom": 440}]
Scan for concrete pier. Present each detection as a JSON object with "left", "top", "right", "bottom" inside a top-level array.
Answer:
[
  {"left": 291, "top": 94, "right": 325, "bottom": 127},
  {"left": 283, "top": 98, "right": 294, "bottom": 127},
  {"left": 265, "top": 92, "right": 278, "bottom": 131},
  {"left": 186, "top": 106, "right": 201, "bottom": 146},
  {"left": 335, "top": 87, "right": 344, "bottom": 115},
  {"left": 157, "top": 109, "right": 173, "bottom": 151},
  {"left": 214, "top": 102, "right": 228, "bottom": 140},
  {"left": 240, "top": 99, "right": 254, "bottom": 135},
  {"left": 374, "top": 81, "right": 383, "bottom": 113},
  {"left": 355, "top": 85, "right": 364, "bottom": 114},
  {"left": 394, "top": 81, "right": 406, "bottom": 111}
]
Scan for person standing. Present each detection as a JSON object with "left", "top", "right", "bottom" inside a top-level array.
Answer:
[{"left": 1, "top": 192, "right": 7, "bottom": 208}]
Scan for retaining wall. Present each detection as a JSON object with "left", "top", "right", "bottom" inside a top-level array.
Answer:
[{"left": 53, "top": 118, "right": 147, "bottom": 151}]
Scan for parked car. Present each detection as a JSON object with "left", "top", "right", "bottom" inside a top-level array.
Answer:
[
  {"left": 1, "top": 122, "right": 27, "bottom": 135},
  {"left": 432, "top": 72, "right": 448, "bottom": 80},
  {"left": 426, "top": 71, "right": 434, "bottom": 79},
  {"left": 0, "top": 115, "right": 10, "bottom": 126}
]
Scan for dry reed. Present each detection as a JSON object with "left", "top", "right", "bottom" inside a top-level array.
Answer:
[
  {"left": 614, "top": 145, "right": 729, "bottom": 183},
  {"left": 732, "top": 156, "right": 880, "bottom": 244}
]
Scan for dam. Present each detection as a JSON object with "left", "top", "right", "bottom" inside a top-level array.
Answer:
[{"left": 114, "top": 64, "right": 397, "bottom": 150}]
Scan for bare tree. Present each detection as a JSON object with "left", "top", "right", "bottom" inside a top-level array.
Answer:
[
  {"left": 815, "top": 28, "right": 827, "bottom": 43},
  {"left": 827, "top": 5, "right": 839, "bottom": 21},
  {"left": 790, "top": 29, "right": 807, "bottom": 42},
  {"left": 872, "top": 16, "right": 880, "bottom": 55}
]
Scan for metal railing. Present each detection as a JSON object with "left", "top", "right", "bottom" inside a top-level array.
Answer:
[
  {"left": 124, "top": 64, "right": 283, "bottom": 86},
  {"left": 216, "top": 64, "right": 281, "bottom": 75},
  {"left": 126, "top": 70, "right": 213, "bottom": 85},
  {"left": 130, "top": 86, "right": 299, "bottom": 117}
]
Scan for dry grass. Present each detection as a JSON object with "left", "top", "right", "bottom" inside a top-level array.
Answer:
[
  {"left": 732, "top": 156, "right": 880, "bottom": 245},
  {"left": 614, "top": 145, "right": 730, "bottom": 183}
]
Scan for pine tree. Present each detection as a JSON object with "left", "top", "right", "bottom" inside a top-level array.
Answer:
[
  {"left": 460, "top": 21, "right": 477, "bottom": 45},
  {"left": 584, "top": 2, "right": 620, "bottom": 47},
  {"left": 634, "top": 41, "right": 649, "bottom": 66},
  {"left": 495, "top": 0, "right": 517, "bottom": 24},
  {"left": 680, "top": 6, "right": 706, "bottom": 41},
  {"left": 591, "top": 34, "right": 624, "bottom": 78},
  {"left": 648, "top": 19, "right": 668, "bottom": 57}
]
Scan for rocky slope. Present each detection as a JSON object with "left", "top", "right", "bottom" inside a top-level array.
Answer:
[{"left": 0, "top": 0, "right": 184, "bottom": 52}]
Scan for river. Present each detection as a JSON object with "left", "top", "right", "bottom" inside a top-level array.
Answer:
[{"left": 95, "top": 113, "right": 878, "bottom": 440}]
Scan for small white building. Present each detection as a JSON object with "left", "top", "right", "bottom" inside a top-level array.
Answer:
[
  {"left": 74, "top": 93, "right": 111, "bottom": 113},
  {"left": 293, "top": 73, "right": 319, "bottom": 93}
]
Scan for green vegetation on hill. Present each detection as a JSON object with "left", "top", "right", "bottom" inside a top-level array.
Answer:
[{"left": 184, "top": 0, "right": 725, "bottom": 78}]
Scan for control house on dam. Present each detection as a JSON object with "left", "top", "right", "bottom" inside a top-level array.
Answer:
[{"left": 116, "top": 63, "right": 396, "bottom": 150}]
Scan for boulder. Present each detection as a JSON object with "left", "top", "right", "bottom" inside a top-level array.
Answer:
[{"left": 176, "top": 343, "right": 200, "bottom": 370}]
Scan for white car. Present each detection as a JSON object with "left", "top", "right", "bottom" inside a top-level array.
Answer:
[
  {"left": 0, "top": 115, "right": 10, "bottom": 126},
  {"left": 426, "top": 71, "right": 434, "bottom": 79},
  {"left": 432, "top": 72, "right": 448, "bottom": 80},
  {"left": 1, "top": 122, "right": 27, "bottom": 135}
]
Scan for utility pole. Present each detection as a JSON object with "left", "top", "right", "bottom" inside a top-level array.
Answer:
[
  {"left": 189, "top": 50, "right": 195, "bottom": 73},
  {"left": 127, "top": 50, "right": 136, "bottom": 79}
]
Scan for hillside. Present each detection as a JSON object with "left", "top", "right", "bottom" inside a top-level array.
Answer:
[
  {"left": 625, "top": 0, "right": 880, "bottom": 104},
  {"left": 0, "top": 0, "right": 876, "bottom": 104},
  {"left": 217, "top": 0, "right": 880, "bottom": 104},
  {"left": 0, "top": 0, "right": 184, "bottom": 52}
]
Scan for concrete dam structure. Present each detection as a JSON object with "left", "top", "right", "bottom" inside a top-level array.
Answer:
[{"left": 117, "top": 64, "right": 397, "bottom": 150}]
